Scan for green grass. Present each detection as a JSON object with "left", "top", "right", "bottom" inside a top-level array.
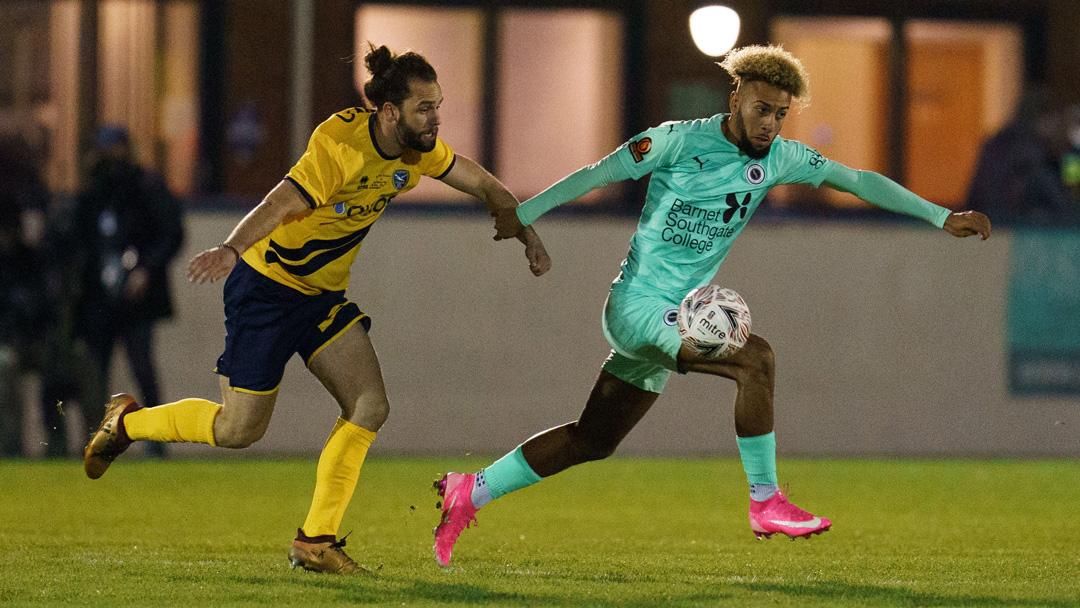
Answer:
[{"left": 1, "top": 457, "right": 1077, "bottom": 607}]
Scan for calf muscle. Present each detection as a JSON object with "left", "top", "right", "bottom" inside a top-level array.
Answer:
[{"left": 521, "top": 370, "right": 659, "bottom": 477}]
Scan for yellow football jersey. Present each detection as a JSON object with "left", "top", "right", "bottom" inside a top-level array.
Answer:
[{"left": 242, "top": 107, "right": 456, "bottom": 294}]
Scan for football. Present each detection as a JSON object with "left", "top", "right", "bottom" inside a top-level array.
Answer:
[{"left": 676, "top": 285, "right": 751, "bottom": 359}]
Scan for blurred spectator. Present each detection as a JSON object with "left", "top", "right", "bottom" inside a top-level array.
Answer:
[
  {"left": 966, "top": 92, "right": 1080, "bottom": 226},
  {"left": 0, "top": 123, "right": 104, "bottom": 458},
  {"left": 1062, "top": 104, "right": 1080, "bottom": 203},
  {"left": 0, "top": 133, "right": 49, "bottom": 457},
  {"left": 38, "top": 190, "right": 100, "bottom": 458},
  {"left": 74, "top": 126, "right": 184, "bottom": 458}
]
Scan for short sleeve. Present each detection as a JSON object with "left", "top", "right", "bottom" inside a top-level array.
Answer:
[
  {"left": 614, "top": 121, "right": 684, "bottom": 180},
  {"left": 285, "top": 130, "right": 350, "bottom": 209},
  {"left": 419, "top": 137, "right": 456, "bottom": 179},
  {"left": 776, "top": 139, "right": 836, "bottom": 187}
]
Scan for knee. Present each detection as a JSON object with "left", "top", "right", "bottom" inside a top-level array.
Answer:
[
  {"left": 215, "top": 426, "right": 265, "bottom": 449},
  {"left": 736, "top": 336, "right": 775, "bottom": 385},
  {"left": 213, "top": 416, "right": 267, "bottom": 449},
  {"left": 348, "top": 395, "right": 389, "bottom": 432},
  {"left": 569, "top": 424, "right": 619, "bottom": 463},
  {"left": 585, "top": 441, "right": 618, "bottom": 462}
]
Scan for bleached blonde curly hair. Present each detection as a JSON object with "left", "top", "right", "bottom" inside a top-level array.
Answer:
[{"left": 718, "top": 44, "right": 810, "bottom": 108}]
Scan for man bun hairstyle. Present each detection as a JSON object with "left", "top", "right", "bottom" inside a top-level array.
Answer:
[
  {"left": 363, "top": 43, "right": 438, "bottom": 109},
  {"left": 719, "top": 44, "right": 810, "bottom": 107}
]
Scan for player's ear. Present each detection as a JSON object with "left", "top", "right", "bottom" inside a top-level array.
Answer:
[
  {"left": 380, "top": 101, "right": 399, "bottom": 123},
  {"left": 729, "top": 89, "right": 739, "bottom": 114}
]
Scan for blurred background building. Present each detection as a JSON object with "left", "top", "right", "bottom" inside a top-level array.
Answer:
[
  {"left": 1, "top": 0, "right": 1076, "bottom": 213},
  {"left": 1, "top": 0, "right": 1078, "bottom": 458}
]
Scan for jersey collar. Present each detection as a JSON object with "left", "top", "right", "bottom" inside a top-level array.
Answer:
[
  {"left": 369, "top": 113, "right": 402, "bottom": 160},
  {"left": 716, "top": 113, "right": 739, "bottom": 152}
]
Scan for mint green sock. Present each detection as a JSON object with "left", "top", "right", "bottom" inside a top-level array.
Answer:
[
  {"left": 736, "top": 432, "right": 778, "bottom": 485},
  {"left": 482, "top": 446, "right": 543, "bottom": 499}
]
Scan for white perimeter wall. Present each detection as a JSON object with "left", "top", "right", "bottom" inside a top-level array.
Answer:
[{"left": 105, "top": 212, "right": 1079, "bottom": 458}]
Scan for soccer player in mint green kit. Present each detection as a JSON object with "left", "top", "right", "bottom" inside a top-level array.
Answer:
[{"left": 433, "top": 44, "right": 991, "bottom": 566}]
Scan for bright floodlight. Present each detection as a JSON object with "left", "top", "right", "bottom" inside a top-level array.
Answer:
[{"left": 689, "top": 5, "right": 740, "bottom": 57}]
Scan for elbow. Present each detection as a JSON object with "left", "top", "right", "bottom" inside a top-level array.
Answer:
[{"left": 850, "top": 168, "right": 871, "bottom": 185}]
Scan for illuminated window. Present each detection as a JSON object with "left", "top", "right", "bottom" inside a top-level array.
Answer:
[
  {"left": 0, "top": 1, "right": 201, "bottom": 195},
  {"left": 0, "top": 2, "right": 65, "bottom": 189},
  {"left": 159, "top": 3, "right": 202, "bottom": 197},
  {"left": 770, "top": 17, "right": 892, "bottom": 210},
  {"left": 354, "top": 5, "right": 625, "bottom": 205},
  {"left": 100, "top": 0, "right": 201, "bottom": 196},
  {"left": 905, "top": 20, "right": 1023, "bottom": 207},
  {"left": 497, "top": 9, "right": 624, "bottom": 203},
  {"left": 771, "top": 16, "right": 1023, "bottom": 210}
]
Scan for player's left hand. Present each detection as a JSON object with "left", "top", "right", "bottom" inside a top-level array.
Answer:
[
  {"left": 524, "top": 232, "right": 551, "bottom": 276},
  {"left": 943, "top": 211, "right": 991, "bottom": 240},
  {"left": 493, "top": 207, "right": 524, "bottom": 241},
  {"left": 187, "top": 245, "right": 238, "bottom": 284}
]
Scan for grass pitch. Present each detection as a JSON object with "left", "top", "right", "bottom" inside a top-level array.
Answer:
[{"left": 0, "top": 457, "right": 1077, "bottom": 607}]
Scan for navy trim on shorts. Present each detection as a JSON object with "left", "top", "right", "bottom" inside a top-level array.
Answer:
[
  {"left": 215, "top": 259, "right": 372, "bottom": 393},
  {"left": 298, "top": 303, "right": 371, "bottom": 365}
]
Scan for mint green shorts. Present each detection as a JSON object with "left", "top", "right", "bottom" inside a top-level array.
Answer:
[{"left": 601, "top": 286, "right": 684, "bottom": 393}]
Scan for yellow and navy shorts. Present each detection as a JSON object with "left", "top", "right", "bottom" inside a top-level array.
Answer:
[
  {"left": 600, "top": 284, "right": 684, "bottom": 394},
  {"left": 215, "top": 259, "right": 370, "bottom": 394}
]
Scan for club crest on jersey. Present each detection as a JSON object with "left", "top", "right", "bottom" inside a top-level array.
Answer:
[
  {"left": 745, "top": 163, "right": 765, "bottom": 185},
  {"left": 663, "top": 308, "right": 679, "bottom": 326},
  {"left": 392, "top": 169, "right": 409, "bottom": 190}
]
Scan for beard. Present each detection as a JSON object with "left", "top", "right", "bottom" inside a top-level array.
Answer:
[
  {"left": 398, "top": 123, "right": 436, "bottom": 152},
  {"left": 734, "top": 111, "right": 773, "bottom": 159}
]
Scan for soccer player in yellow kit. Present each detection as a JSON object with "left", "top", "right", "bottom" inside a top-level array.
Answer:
[{"left": 83, "top": 44, "right": 550, "bottom": 574}]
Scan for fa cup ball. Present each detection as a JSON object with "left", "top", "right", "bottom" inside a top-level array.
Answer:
[{"left": 677, "top": 285, "right": 751, "bottom": 359}]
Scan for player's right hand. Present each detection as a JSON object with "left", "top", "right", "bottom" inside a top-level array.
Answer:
[
  {"left": 943, "top": 210, "right": 991, "bottom": 240},
  {"left": 493, "top": 207, "right": 524, "bottom": 241},
  {"left": 187, "top": 245, "right": 238, "bottom": 284},
  {"left": 524, "top": 233, "right": 551, "bottom": 277}
]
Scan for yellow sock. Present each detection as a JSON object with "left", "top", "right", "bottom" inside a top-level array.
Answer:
[
  {"left": 123, "top": 398, "right": 222, "bottom": 446},
  {"left": 301, "top": 418, "right": 376, "bottom": 538}
]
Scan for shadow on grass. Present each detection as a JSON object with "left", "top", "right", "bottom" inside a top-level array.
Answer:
[
  {"left": 222, "top": 574, "right": 731, "bottom": 607},
  {"left": 734, "top": 580, "right": 1072, "bottom": 607},
  {"left": 385, "top": 580, "right": 731, "bottom": 607}
]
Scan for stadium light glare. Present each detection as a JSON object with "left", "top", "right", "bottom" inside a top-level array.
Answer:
[{"left": 689, "top": 5, "right": 740, "bottom": 57}]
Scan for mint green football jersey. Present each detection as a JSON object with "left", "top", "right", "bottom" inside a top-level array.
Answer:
[{"left": 611, "top": 113, "right": 835, "bottom": 294}]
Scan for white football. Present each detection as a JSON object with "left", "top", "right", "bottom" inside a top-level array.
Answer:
[{"left": 677, "top": 285, "right": 751, "bottom": 359}]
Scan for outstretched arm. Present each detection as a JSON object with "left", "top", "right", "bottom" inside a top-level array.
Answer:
[
  {"left": 493, "top": 151, "right": 633, "bottom": 240},
  {"left": 187, "top": 180, "right": 310, "bottom": 284},
  {"left": 439, "top": 155, "right": 551, "bottom": 276},
  {"left": 823, "top": 164, "right": 990, "bottom": 239}
]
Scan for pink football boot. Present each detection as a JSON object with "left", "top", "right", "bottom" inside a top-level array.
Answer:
[
  {"left": 432, "top": 472, "right": 479, "bottom": 567},
  {"left": 748, "top": 490, "right": 831, "bottom": 540}
]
